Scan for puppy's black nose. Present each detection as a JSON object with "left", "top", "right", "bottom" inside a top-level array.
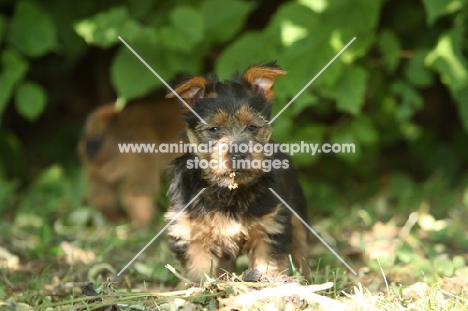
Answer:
[{"left": 230, "top": 152, "right": 247, "bottom": 160}]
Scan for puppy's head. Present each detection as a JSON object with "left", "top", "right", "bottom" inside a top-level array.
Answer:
[{"left": 168, "top": 62, "right": 286, "bottom": 187}]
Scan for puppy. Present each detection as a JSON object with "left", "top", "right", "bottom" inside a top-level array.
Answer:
[
  {"left": 165, "top": 63, "right": 309, "bottom": 282},
  {"left": 78, "top": 98, "right": 184, "bottom": 225}
]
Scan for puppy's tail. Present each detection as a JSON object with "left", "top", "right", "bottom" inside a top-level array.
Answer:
[{"left": 78, "top": 104, "right": 117, "bottom": 161}]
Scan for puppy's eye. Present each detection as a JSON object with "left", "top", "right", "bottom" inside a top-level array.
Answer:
[
  {"left": 208, "top": 127, "right": 220, "bottom": 135},
  {"left": 246, "top": 125, "right": 258, "bottom": 133}
]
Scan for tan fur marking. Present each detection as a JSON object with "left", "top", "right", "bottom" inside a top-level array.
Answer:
[
  {"left": 165, "top": 204, "right": 288, "bottom": 281},
  {"left": 237, "top": 106, "right": 253, "bottom": 125},
  {"left": 86, "top": 172, "right": 124, "bottom": 222},
  {"left": 243, "top": 67, "right": 287, "bottom": 99},
  {"left": 291, "top": 215, "right": 309, "bottom": 276},
  {"left": 167, "top": 76, "right": 208, "bottom": 110},
  {"left": 208, "top": 136, "right": 232, "bottom": 178},
  {"left": 185, "top": 241, "right": 218, "bottom": 282},
  {"left": 186, "top": 129, "right": 199, "bottom": 145},
  {"left": 78, "top": 98, "right": 184, "bottom": 226},
  {"left": 165, "top": 211, "right": 192, "bottom": 241},
  {"left": 244, "top": 204, "right": 288, "bottom": 274},
  {"left": 121, "top": 196, "right": 153, "bottom": 225},
  {"left": 212, "top": 110, "right": 229, "bottom": 126}
]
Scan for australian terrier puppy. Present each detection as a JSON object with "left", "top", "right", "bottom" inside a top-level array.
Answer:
[
  {"left": 165, "top": 62, "right": 309, "bottom": 282},
  {"left": 78, "top": 98, "right": 184, "bottom": 226}
]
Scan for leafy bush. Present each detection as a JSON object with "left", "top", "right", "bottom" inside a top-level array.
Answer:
[{"left": 0, "top": 0, "right": 467, "bottom": 213}]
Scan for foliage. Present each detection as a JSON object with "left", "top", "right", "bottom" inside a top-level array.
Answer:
[
  {"left": 0, "top": 1, "right": 52, "bottom": 120},
  {"left": 0, "top": 0, "right": 466, "bottom": 201}
]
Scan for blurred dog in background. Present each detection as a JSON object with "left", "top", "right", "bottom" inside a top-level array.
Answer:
[{"left": 78, "top": 98, "right": 184, "bottom": 226}]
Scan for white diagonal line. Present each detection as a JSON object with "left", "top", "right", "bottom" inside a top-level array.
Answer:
[
  {"left": 269, "top": 188, "right": 357, "bottom": 275},
  {"left": 117, "top": 188, "right": 206, "bottom": 276},
  {"left": 118, "top": 36, "right": 207, "bottom": 125},
  {"left": 268, "top": 37, "right": 356, "bottom": 124}
]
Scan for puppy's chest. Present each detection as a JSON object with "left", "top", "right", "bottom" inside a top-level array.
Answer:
[
  {"left": 167, "top": 205, "right": 284, "bottom": 255},
  {"left": 193, "top": 213, "right": 248, "bottom": 243}
]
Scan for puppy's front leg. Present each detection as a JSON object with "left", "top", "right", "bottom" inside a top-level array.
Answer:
[
  {"left": 245, "top": 205, "right": 292, "bottom": 275},
  {"left": 166, "top": 210, "right": 221, "bottom": 282},
  {"left": 248, "top": 238, "right": 289, "bottom": 275},
  {"left": 183, "top": 241, "right": 219, "bottom": 282}
]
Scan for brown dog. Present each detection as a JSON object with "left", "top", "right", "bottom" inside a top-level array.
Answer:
[{"left": 78, "top": 98, "right": 184, "bottom": 225}]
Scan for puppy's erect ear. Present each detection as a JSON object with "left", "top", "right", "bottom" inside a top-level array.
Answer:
[
  {"left": 166, "top": 76, "right": 208, "bottom": 110},
  {"left": 243, "top": 63, "right": 287, "bottom": 99}
]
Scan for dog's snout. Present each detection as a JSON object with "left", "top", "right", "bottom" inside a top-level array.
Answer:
[{"left": 229, "top": 142, "right": 248, "bottom": 160}]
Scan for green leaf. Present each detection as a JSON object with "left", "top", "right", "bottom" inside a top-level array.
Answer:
[
  {"left": 8, "top": 0, "right": 57, "bottom": 57},
  {"left": 289, "top": 124, "right": 327, "bottom": 166},
  {"left": 399, "top": 121, "right": 422, "bottom": 141},
  {"left": 170, "top": 6, "right": 204, "bottom": 44},
  {"left": 334, "top": 67, "right": 367, "bottom": 114},
  {"left": 326, "top": 0, "right": 382, "bottom": 34},
  {"left": 203, "top": 0, "right": 255, "bottom": 43},
  {"left": 330, "top": 126, "right": 360, "bottom": 162},
  {"left": 391, "top": 81, "right": 423, "bottom": 122},
  {"left": 291, "top": 92, "right": 318, "bottom": 116},
  {"left": 280, "top": 20, "right": 308, "bottom": 47},
  {"left": 271, "top": 118, "right": 292, "bottom": 142},
  {"left": 269, "top": 2, "right": 326, "bottom": 46},
  {"left": 14, "top": 82, "right": 47, "bottom": 121},
  {"left": 74, "top": 6, "right": 150, "bottom": 48},
  {"left": 2, "top": 49, "right": 29, "bottom": 82},
  {"left": 41, "top": 1, "right": 87, "bottom": 63},
  {"left": 349, "top": 116, "right": 379, "bottom": 144},
  {"left": 278, "top": 40, "right": 343, "bottom": 95},
  {"left": 425, "top": 27, "right": 468, "bottom": 93},
  {"left": 215, "top": 32, "right": 277, "bottom": 80},
  {"left": 290, "top": 124, "right": 326, "bottom": 144},
  {"left": 404, "top": 51, "right": 434, "bottom": 87},
  {"left": 111, "top": 43, "right": 165, "bottom": 100},
  {"left": 111, "top": 34, "right": 202, "bottom": 100},
  {"left": 421, "top": 0, "right": 467, "bottom": 25},
  {"left": 127, "top": 0, "right": 157, "bottom": 19},
  {"left": 378, "top": 29, "right": 401, "bottom": 73},
  {"left": 0, "top": 50, "right": 29, "bottom": 116},
  {"left": 318, "top": 0, "right": 380, "bottom": 60},
  {"left": 165, "top": 50, "right": 202, "bottom": 75},
  {"left": 297, "top": 0, "right": 328, "bottom": 13},
  {"left": 159, "top": 27, "right": 192, "bottom": 52}
]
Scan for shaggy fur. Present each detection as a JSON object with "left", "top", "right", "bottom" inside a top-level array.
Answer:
[
  {"left": 165, "top": 63, "right": 309, "bottom": 282},
  {"left": 78, "top": 98, "right": 184, "bottom": 225}
]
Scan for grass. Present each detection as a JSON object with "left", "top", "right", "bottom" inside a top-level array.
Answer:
[{"left": 1, "top": 165, "right": 468, "bottom": 310}]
